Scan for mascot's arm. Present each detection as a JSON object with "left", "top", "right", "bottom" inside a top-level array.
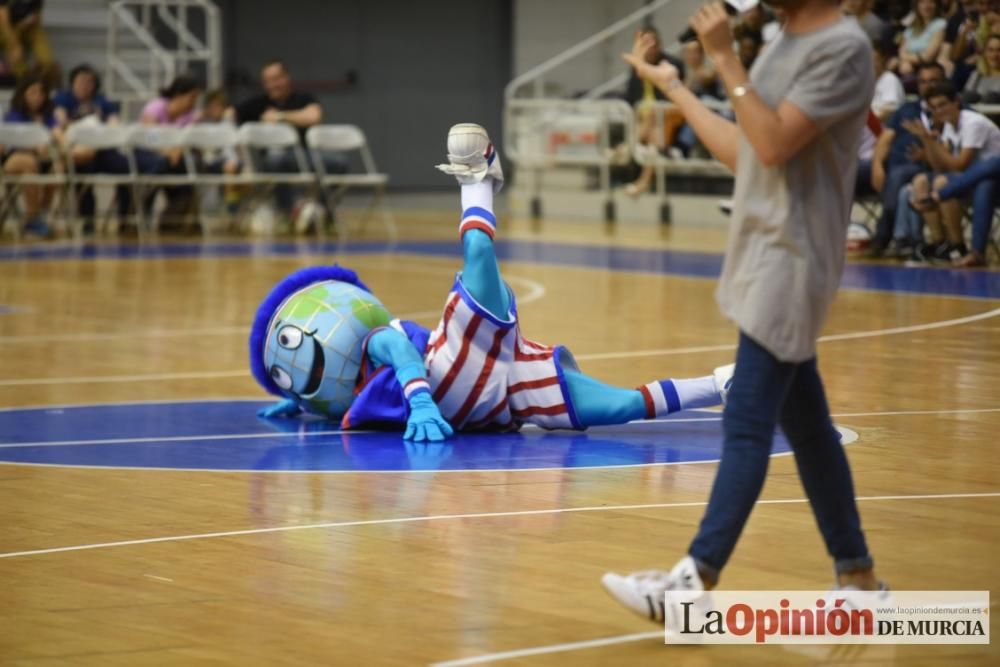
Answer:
[
  {"left": 257, "top": 397, "right": 303, "bottom": 418},
  {"left": 367, "top": 328, "right": 454, "bottom": 442}
]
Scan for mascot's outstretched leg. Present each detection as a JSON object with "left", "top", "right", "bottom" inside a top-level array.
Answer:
[{"left": 436, "top": 123, "right": 734, "bottom": 430}]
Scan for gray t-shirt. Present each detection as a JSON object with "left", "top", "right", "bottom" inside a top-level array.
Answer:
[{"left": 715, "top": 17, "right": 874, "bottom": 362}]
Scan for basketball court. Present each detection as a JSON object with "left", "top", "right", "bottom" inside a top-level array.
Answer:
[{"left": 1, "top": 209, "right": 998, "bottom": 665}]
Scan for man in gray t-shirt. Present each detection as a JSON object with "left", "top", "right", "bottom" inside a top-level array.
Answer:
[{"left": 603, "top": 0, "right": 884, "bottom": 627}]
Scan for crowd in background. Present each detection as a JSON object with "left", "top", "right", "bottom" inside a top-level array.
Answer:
[
  {"left": 0, "top": 1, "right": 344, "bottom": 238},
  {"left": 621, "top": 0, "right": 1000, "bottom": 267}
]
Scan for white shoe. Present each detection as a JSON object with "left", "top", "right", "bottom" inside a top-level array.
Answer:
[
  {"left": 435, "top": 123, "right": 504, "bottom": 193},
  {"left": 602, "top": 556, "right": 706, "bottom": 626},
  {"left": 712, "top": 363, "right": 735, "bottom": 406}
]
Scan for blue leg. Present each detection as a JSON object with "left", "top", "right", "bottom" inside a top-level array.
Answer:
[
  {"left": 459, "top": 181, "right": 510, "bottom": 319},
  {"left": 564, "top": 369, "right": 646, "bottom": 427}
]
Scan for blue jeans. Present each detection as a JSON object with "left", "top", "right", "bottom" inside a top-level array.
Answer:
[
  {"left": 938, "top": 156, "right": 1000, "bottom": 254},
  {"left": 875, "top": 162, "right": 923, "bottom": 247},
  {"left": 894, "top": 183, "right": 923, "bottom": 242},
  {"left": 688, "top": 333, "right": 873, "bottom": 584}
]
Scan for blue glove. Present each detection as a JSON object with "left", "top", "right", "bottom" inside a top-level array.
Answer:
[
  {"left": 257, "top": 398, "right": 302, "bottom": 419},
  {"left": 404, "top": 392, "right": 454, "bottom": 442}
]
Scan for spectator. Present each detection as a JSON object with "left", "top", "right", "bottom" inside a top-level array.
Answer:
[
  {"left": 675, "top": 40, "right": 724, "bottom": 157},
  {"left": 53, "top": 64, "right": 119, "bottom": 126},
  {"left": 0, "top": 0, "right": 57, "bottom": 86},
  {"left": 907, "top": 81, "right": 1000, "bottom": 265},
  {"left": 962, "top": 33, "right": 1000, "bottom": 100},
  {"left": 894, "top": 0, "right": 948, "bottom": 79},
  {"left": 737, "top": 31, "right": 763, "bottom": 70},
  {"left": 2, "top": 72, "right": 58, "bottom": 236},
  {"left": 943, "top": 0, "right": 979, "bottom": 83},
  {"left": 141, "top": 73, "right": 201, "bottom": 127},
  {"left": 843, "top": 0, "right": 892, "bottom": 44},
  {"left": 139, "top": 74, "right": 203, "bottom": 231},
  {"left": 873, "top": 43, "right": 907, "bottom": 119},
  {"left": 622, "top": 28, "right": 685, "bottom": 196},
  {"left": 856, "top": 47, "right": 903, "bottom": 199},
  {"left": 867, "top": 61, "right": 946, "bottom": 256},
  {"left": 235, "top": 59, "right": 347, "bottom": 215},
  {"left": 52, "top": 63, "right": 122, "bottom": 231},
  {"left": 195, "top": 88, "right": 242, "bottom": 215}
]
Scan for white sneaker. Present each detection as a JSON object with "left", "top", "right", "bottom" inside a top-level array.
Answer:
[
  {"left": 602, "top": 556, "right": 706, "bottom": 626},
  {"left": 435, "top": 123, "right": 505, "bottom": 193},
  {"left": 712, "top": 363, "right": 735, "bottom": 406}
]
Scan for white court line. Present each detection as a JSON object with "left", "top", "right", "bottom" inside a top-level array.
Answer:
[
  {"left": 575, "top": 306, "right": 1000, "bottom": 362},
  {"left": 2, "top": 406, "right": 990, "bottom": 451},
  {"left": 2, "top": 305, "right": 995, "bottom": 386},
  {"left": 429, "top": 632, "right": 664, "bottom": 667},
  {"left": 0, "top": 270, "right": 546, "bottom": 345},
  {"left": 0, "top": 491, "right": 997, "bottom": 560}
]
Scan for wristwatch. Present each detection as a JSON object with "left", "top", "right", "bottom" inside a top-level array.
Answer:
[{"left": 732, "top": 83, "right": 752, "bottom": 99}]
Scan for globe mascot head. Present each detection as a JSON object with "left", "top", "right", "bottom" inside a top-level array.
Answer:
[{"left": 249, "top": 266, "right": 392, "bottom": 419}]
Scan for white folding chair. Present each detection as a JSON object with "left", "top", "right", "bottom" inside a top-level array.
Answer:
[
  {"left": 306, "top": 124, "right": 396, "bottom": 240},
  {"left": 127, "top": 124, "right": 196, "bottom": 234},
  {"left": 0, "top": 123, "right": 68, "bottom": 240},
  {"left": 64, "top": 123, "right": 137, "bottom": 238},
  {"left": 180, "top": 123, "right": 253, "bottom": 235}
]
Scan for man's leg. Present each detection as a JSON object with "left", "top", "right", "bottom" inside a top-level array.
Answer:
[
  {"left": 779, "top": 358, "right": 875, "bottom": 588},
  {"left": 969, "top": 177, "right": 997, "bottom": 256},
  {"left": 686, "top": 332, "right": 797, "bottom": 586},
  {"left": 261, "top": 150, "right": 298, "bottom": 214},
  {"left": 936, "top": 155, "right": 1000, "bottom": 201},
  {"left": 875, "top": 163, "right": 921, "bottom": 248}
]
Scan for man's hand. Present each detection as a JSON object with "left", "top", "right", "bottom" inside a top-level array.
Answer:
[
  {"left": 691, "top": 2, "right": 735, "bottom": 63},
  {"left": 404, "top": 393, "right": 454, "bottom": 442},
  {"left": 261, "top": 108, "right": 282, "bottom": 123},
  {"left": 622, "top": 33, "right": 680, "bottom": 93},
  {"left": 900, "top": 118, "right": 932, "bottom": 141}
]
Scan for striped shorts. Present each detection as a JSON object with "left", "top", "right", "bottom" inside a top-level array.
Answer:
[{"left": 424, "top": 278, "right": 583, "bottom": 432}]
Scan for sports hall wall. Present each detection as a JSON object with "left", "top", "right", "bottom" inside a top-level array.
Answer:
[{"left": 215, "top": 0, "right": 512, "bottom": 189}]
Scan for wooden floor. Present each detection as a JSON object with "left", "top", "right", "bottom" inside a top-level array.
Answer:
[{"left": 1, "top": 207, "right": 998, "bottom": 666}]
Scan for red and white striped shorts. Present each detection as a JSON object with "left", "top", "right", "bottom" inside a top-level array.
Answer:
[{"left": 424, "top": 280, "right": 583, "bottom": 432}]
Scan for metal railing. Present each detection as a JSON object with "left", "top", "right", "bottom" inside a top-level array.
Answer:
[{"left": 106, "top": 0, "right": 221, "bottom": 120}]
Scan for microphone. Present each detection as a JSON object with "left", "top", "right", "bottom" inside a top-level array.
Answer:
[{"left": 676, "top": 0, "right": 758, "bottom": 43}]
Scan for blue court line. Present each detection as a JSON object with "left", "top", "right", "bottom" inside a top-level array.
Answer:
[{"left": 2, "top": 238, "right": 999, "bottom": 299}]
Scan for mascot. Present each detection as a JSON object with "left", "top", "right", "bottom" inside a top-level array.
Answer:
[{"left": 250, "top": 124, "right": 733, "bottom": 441}]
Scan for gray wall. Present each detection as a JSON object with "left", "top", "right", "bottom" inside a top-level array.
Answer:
[{"left": 217, "top": 0, "right": 512, "bottom": 189}]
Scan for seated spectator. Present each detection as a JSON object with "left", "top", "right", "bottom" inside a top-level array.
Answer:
[
  {"left": 943, "top": 0, "right": 978, "bottom": 83},
  {"left": 868, "top": 62, "right": 946, "bottom": 256},
  {"left": 962, "top": 33, "right": 1000, "bottom": 100},
  {"left": 2, "top": 72, "right": 58, "bottom": 236},
  {"left": 907, "top": 81, "right": 1000, "bottom": 265},
  {"left": 874, "top": 44, "right": 907, "bottom": 119},
  {"left": 141, "top": 73, "right": 201, "bottom": 127},
  {"left": 675, "top": 40, "right": 724, "bottom": 158},
  {"left": 235, "top": 59, "right": 347, "bottom": 216},
  {"left": 0, "top": 0, "right": 57, "bottom": 87},
  {"left": 621, "top": 28, "right": 684, "bottom": 196},
  {"left": 893, "top": 0, "right": 948, "bottom": 79},
  {"left": 139, "top": 74, "right": 203, "bottom": 231},
  {"left": 195, "top": 88, "right": 242, "bottom": 214}
]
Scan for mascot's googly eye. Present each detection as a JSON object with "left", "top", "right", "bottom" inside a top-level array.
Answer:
[
  {"left": 270, "top": 366, "right": 293, "bottom": 390},
  {"left": 277, "top": 326, "right": 304, "bottom": 350}
]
